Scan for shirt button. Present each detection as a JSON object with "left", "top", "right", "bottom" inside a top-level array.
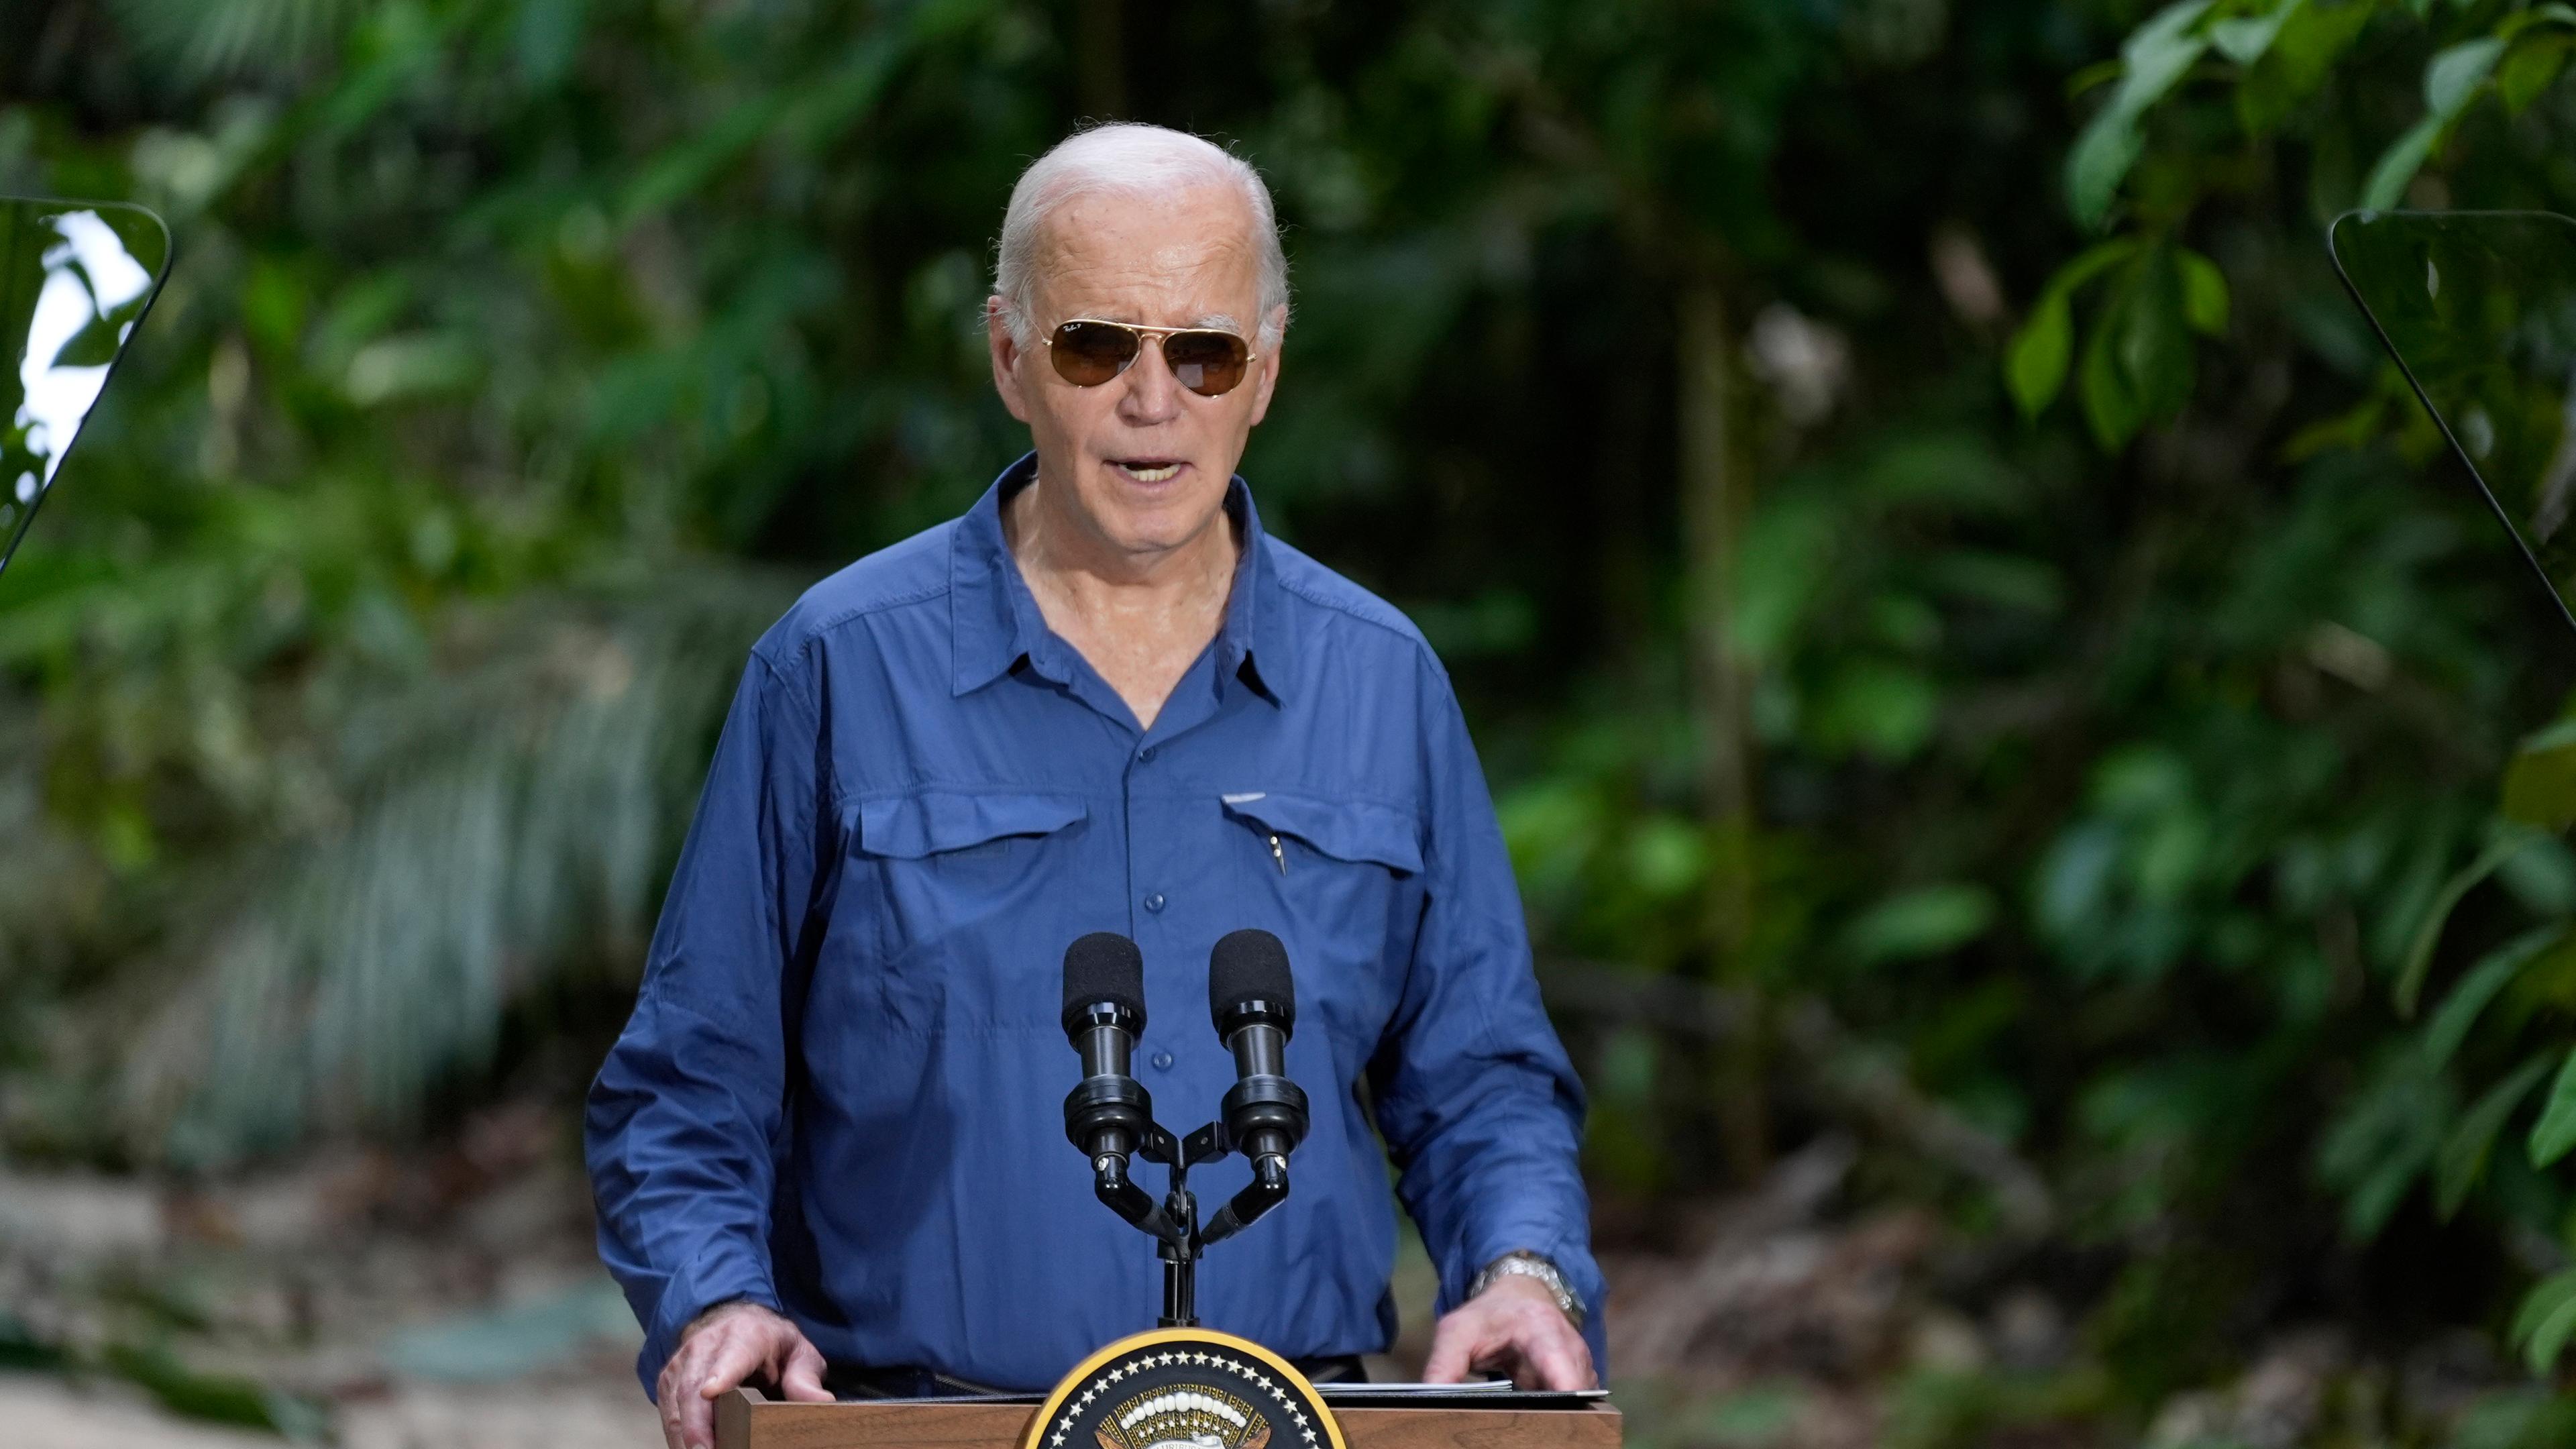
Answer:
[
  {"left": 1150, "top": 1051, "right": 1175, "bottom": 1071},
  {"left": 1138, "top": 745, "right": 1157, "bottom": 763},
  {"left": 1144, "top": 892, "right": 1166, "bottom": 913}
]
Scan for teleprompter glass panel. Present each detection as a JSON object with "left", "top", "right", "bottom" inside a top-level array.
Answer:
[
  {"left": 2330, "top": 209, "right": 2576, "bottom": 634},
  {"left": 0, "top": 198, "right": 172, "bottom": 580}
]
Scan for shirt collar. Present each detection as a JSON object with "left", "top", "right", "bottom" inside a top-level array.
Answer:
[{"left": 949, "top": 452, "right": 1293, "bottom": 704}]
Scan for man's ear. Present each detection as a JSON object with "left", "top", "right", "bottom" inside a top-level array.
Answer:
[
  {"left": 989, "top": 297, "right": 1032, "bottom": 423},
  {"left": 1245, "top": 305, "right": 1288, "bottom": 428}
]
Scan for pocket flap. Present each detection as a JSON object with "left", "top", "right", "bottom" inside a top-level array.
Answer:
[
  {"left": 856, "top": 791, "right": 1088, "bottom": 859},
  {"left": 1220, "top": 791, "right": 1423, "bottom": 874}
]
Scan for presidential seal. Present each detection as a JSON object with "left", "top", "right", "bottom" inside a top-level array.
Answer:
[{"left": 1022, "top": 1330, "right": 1345, "bottom": 1449}]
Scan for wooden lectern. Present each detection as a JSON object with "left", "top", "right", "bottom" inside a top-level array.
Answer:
[{"left": 716, "top": 1390, "right": 1623, "bottom": 1449}]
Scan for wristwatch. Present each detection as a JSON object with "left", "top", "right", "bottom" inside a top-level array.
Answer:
[{"left": 1467, "top": 1250, "right": 1587, "bottom": 1328}]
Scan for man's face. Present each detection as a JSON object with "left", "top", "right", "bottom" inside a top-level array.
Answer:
[{"left": 989, "top": 184, "right": 1283, "bottom": 562}]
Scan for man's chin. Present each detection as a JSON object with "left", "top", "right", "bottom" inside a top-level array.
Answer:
[{"left": 1098, "top": 520, "right": 1221, "bottom": 559}]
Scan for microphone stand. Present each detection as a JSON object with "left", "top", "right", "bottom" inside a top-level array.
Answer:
[{"left": 1085, "top": 1116, "right": 1287, "bottom": 1328}]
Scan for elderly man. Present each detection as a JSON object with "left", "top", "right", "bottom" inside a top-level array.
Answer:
[{"left": 586, "top": 123, "right": 1603, "bottom": 1449}]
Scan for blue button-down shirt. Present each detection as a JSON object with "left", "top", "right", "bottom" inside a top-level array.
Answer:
[{"left": 586, "top": 455, "right": 1603, "bottom": 1394}]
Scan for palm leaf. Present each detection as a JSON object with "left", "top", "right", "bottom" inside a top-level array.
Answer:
[
  {"left": 111, "top": 0, "right": 380, "bottom": 82},
  {"left": 123, "top": 564, "right": 800, "bottom": 1165}
]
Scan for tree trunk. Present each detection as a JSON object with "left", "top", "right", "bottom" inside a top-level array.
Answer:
[
  {"left": 1676, "top": 272, "right": 1767, "bottom": 1181},
  {"left": 1678, "top": 276, "right": 1754, "bottom": 835}
]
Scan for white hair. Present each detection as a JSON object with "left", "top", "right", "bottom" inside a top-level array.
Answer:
[{"left": 992, "top": 123, "right": 1291, "bottom": 352}]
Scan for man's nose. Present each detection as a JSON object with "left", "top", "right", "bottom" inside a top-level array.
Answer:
[{"left": 1115, "top": 336, "right": 1185, "bottom": 425}]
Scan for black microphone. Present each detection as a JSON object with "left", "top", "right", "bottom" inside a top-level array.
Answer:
[
  {"left": 1203, "top": 930, "right": 1309, "bottom": 1244},
  {"left": 1061, "top": 932, "right": 1172, "bottom": 1238},
  {"left": 1062, "top": 932, "right": 1151, "bottom": 1160}
]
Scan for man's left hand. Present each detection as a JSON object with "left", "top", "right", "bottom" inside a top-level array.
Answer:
[{"left": 1421, "top": 1274, "right": 1596, "bottom": 1390}]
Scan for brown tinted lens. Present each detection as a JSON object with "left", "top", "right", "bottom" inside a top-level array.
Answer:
[
  {"left": 1163, "top": 330, "right": 1250, "bottom": 396},
  {"left": 1049, "top": 321, "right": 1139, "bottom": 386}
]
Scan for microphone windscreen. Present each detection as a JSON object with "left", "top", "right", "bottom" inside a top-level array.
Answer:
[
  {"left": 1209, "top": 928, "right": 1295, "bottom": 1032},
  {"left": 1063, "top": 932, "right": 1146, "bottom": 1030}
]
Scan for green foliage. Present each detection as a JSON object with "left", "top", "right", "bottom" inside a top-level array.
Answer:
[
  {"left": 2065, "top": 0, "right": 2216, "bottom": 232},
  {"left": 2361, "top": 36, "right": 2509, "bottom": 210},
  {"left": 9, "top": 0, "right": 2576, "bottom": 1426},
  {"left": 2530, "top": 1048, "right": 2576, "bottom": 1167},
  {"left": 2014, "top": 0, "right": 2576, "bottom": 447},
  {"left": 2512, "top": 1267, "right": 2576, "bottom": 1375},
  {"left": 102, "top": 1341, "right": 328, "bottom": 1438},
  {"left": 2005, "top": 239, "right": 2136, "bottom": 419},
  {"left": 2436, "top": 1049, "right": 2554, "bottom": 1216},
  {"left": 2503, "top": 718, "right": 2576, "bottom": 826}
]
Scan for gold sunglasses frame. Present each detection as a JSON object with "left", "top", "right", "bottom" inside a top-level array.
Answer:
[{"left": 1038, "top": 317, "right": 1260, "bottom": 395}]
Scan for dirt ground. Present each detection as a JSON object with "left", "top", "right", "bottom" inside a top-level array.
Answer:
[
  {"left": 0, "top": 1373, "right": 662, "bottom": 1449},
  {"left": 0, "top": 1117, "right": 2514, "bottom": 1448}
]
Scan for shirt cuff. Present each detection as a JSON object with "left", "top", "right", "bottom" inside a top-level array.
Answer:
[{"left": 636, "top": 1248, "right": 786, "bottom": 1401}]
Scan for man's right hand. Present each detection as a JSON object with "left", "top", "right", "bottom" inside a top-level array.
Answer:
[{"left": 656, "top": 1300, "right": 833, "bottom": 1449}]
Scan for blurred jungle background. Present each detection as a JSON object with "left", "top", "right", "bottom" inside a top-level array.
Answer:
[{"left": 15, "top": 0, "right": 2576, "bottom": 1444}]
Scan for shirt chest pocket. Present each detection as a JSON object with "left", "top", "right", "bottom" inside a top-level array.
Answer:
[
  {"left": 1219, "top": 791, "right": 1424, "bottom": 879},
  {"left": 1217, "top": 790, "right": 1424, "bottom": 1048},
  {"left": 848, "top": 790, "right": 1089, "bottom": 989},
  {"left": 857, "top": 789, "right": 1088, "bottom": 867}
]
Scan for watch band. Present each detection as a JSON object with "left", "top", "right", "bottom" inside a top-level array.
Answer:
[{"left": 1467, "top": 1250, "right": 1587, "bottom": 1328}]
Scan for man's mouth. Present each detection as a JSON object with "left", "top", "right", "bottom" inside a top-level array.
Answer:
[{"left": 1110, "top": 458, "right": 1185, "bottom": 483}]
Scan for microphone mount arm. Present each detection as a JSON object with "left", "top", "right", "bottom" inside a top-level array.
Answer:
[
  {"left": 1061, "top": 930, "right": 1310, "bottom": 1329},
  {"left": 1068, "top": 1108, "right": 1293, "bottom": 1328}
]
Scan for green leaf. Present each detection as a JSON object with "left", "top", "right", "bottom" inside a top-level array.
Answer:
[
  {"left": 2397, "top": 830, "right": 2545, "bottom": 1016},
  {"left": 776, "top": 34, "right": 908, "bottom": 151},
  {"left": 1810, "top": 660, "right": 1941, "bottom": 761},
  {"left": 2359, "top": 37, "right": 2508, "bottom": 210},
  {"left": 2498, "top": 837, "right": 2576, "bottom": 915},
  {"left": 2529, "top": 1049, "right": 2576, "bottom": 1167},
  {"left": 1843, "top": 884, "right": 1998, "bottom": 966},
  {"left": 2057, "top": 239, "right": 2143, "bottom": 294},
  {"left": 2512, "top": 1269, "right": 2576, "bottom": 1373},
  {"left": 2006, "top": 291, "right": 2074, "bottom": 418},
  {"left": 343, "top": 333, "right": 480, "bottom": 407},
  {"left": 103, "top": 1342, "right": 323, "bottom": 1435},
  {"left": 2178, "top": 248, "right": 2229, "bottom": 334},
  {"left": 2360, "top": 113, "right": 2443, "bottom": 211},
  {"left": 2080, "top": 288, "right": 2148, "bottom": 447},
  {"left": 2129, "top": 247, "right": 2197, "bottom": 415},
  {"left": 2210, "top": 0, "right": 2306, "bottom": 66},
  {"left": 2436, "top": 1051, "right": 2558, "bottom": 1218},
  {"left": 2065, "top": 58, "right": 2127, "bottom": 98},
  {"left": 513, "top": 0, "right": 588, "bottom": 86},
  {"left": 618, "top": 95, "right": 788, "bottom": 223},
  {"left": 2121, "top": 2, "right": 2221, "bottom": 106},
  {"left": 2504, "top": 718, "right": 2576, "bottom": 827},
  {"left": 2498, "top": 3, "right": 2576, "bottom": 42},
  {"left": 2241, "top": 0, "right": 2380, "bottom": 132},
  {"left": 2066, "top": 115, "right": 2150, "bottom": 235},
  {"left": 2426, "top": 35, "right": 2509, "bottom": 116},
  {"left": 2424, "top": 927, "right": 2564, "bottom": 1067},
  {"left": 2065, "top": 1, "right": 2216, "bottom": 229},
  {"left": 2500, "top": 35, "right": 2575, "bottom": 117},
  {"left": 2007, "top": 241, "right": 2138, "bottom": 419},
  {"left": 2318, "top": 1050, "right": 2454, "bottom": 1240},
  {"left": 317, "top": 3, "right": 455, "bottom": 139},
  {"left": 2078, "top": 246, "right": 2196, "bottom": 447}
]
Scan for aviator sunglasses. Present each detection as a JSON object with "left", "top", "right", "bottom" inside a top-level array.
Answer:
[{"left": 1041, "top": 318, "right": 1256, "bottom": 397}]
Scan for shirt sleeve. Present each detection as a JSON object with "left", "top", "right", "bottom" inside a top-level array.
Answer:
[
  {"left": 584, "top": 652, "right": 828, "bottom": 1397},
  {"left": 1368, "top": 649, "right": 1609, "bottom": 1373}
]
